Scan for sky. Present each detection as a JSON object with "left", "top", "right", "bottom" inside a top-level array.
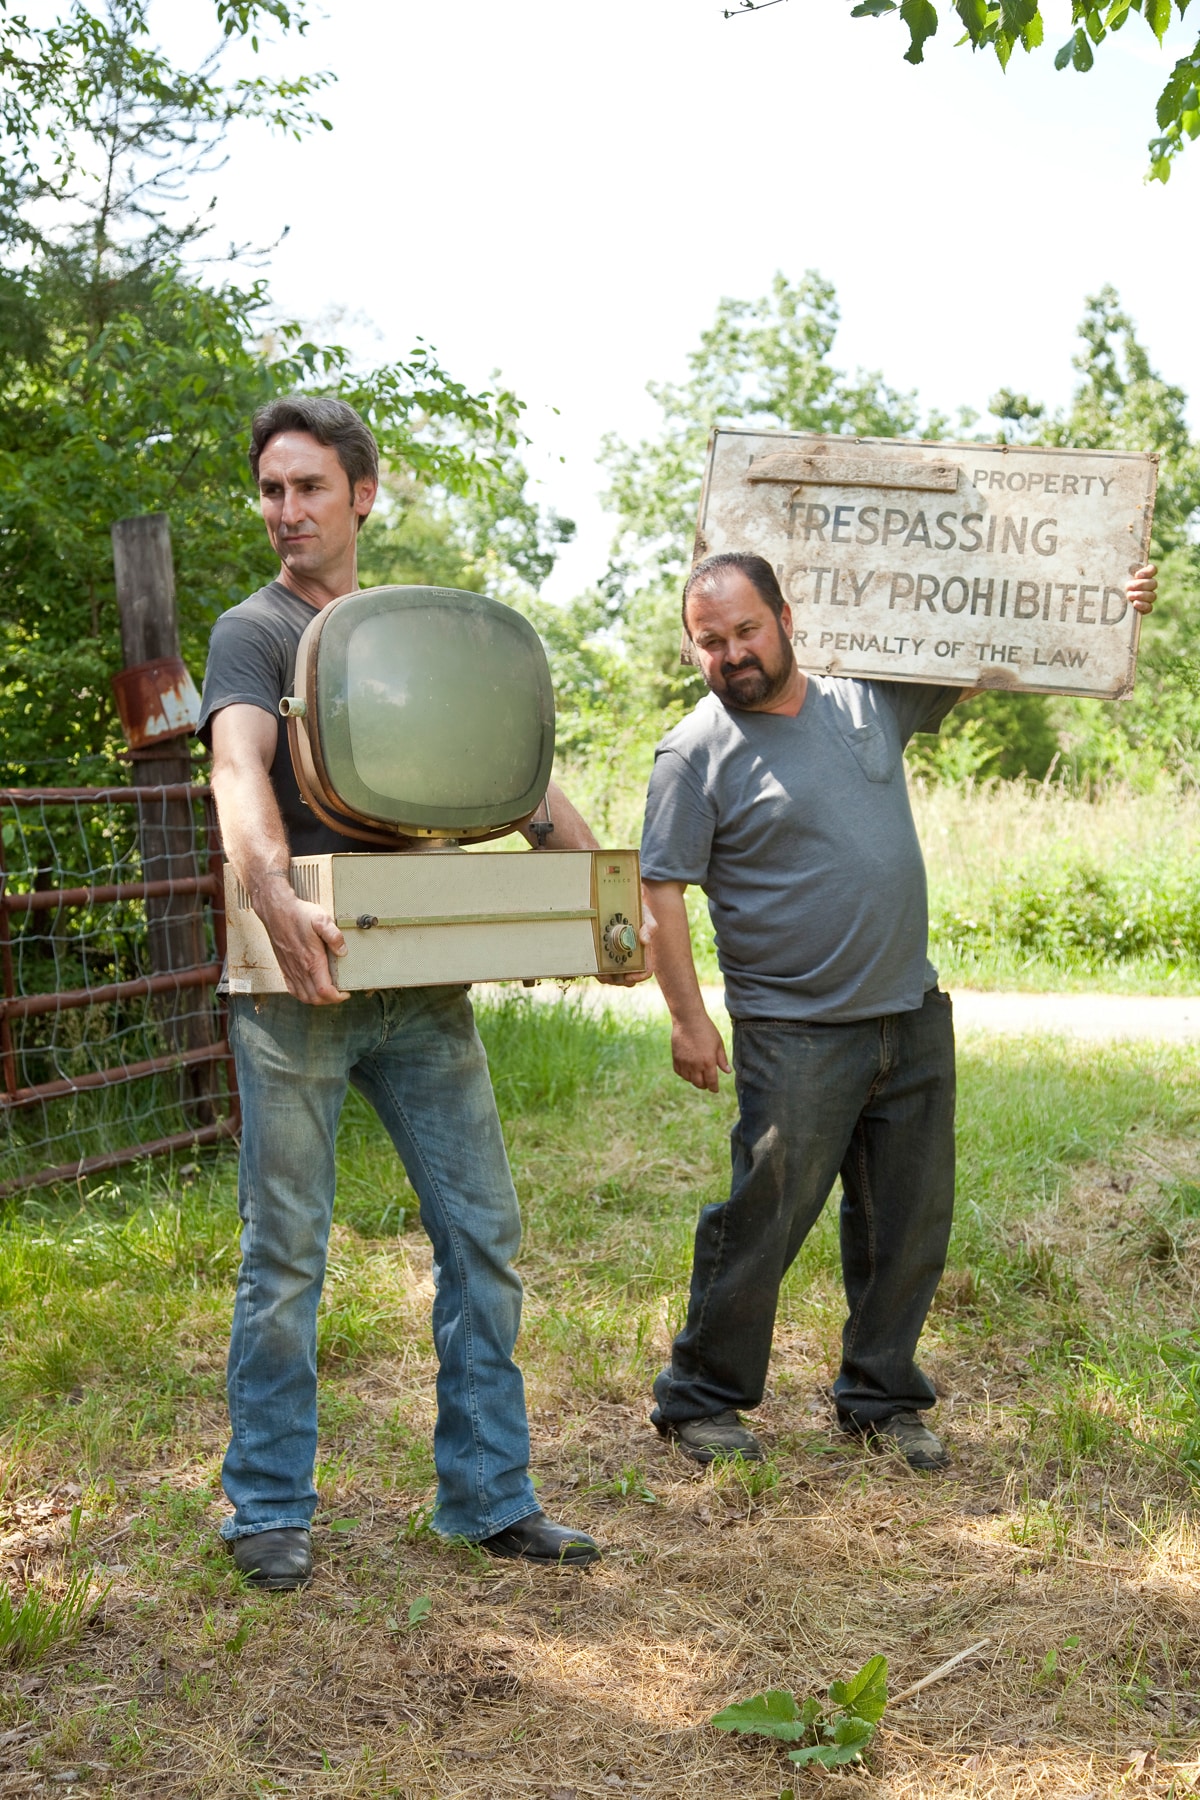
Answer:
[{"left": 167, "top": 0, "right": 1198, "bottom": 601}]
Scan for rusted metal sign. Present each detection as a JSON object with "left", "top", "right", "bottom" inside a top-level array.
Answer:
[
  {"left": 110, "top": 654, "right": 201, "bottom": 749},
  {"left": 693, "top": 429, "right": 1158, "bottom": 697}
]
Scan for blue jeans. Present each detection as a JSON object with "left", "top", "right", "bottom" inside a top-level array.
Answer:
[
  {"left": 653, "top": 988, "right": 956, "bottom": 1429},
  {"left": 221, "top": 986, "right": 537, "bottom": 1542}
]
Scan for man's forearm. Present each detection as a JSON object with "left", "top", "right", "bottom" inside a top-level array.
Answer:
[
  {"left": 212, "top": 759, "right": 294, "bottom": 913},
  {"left": 643, "top": 879, "right": 729, "bottom": 1091},
  {"left": 642, "top": 881, "right": 706, "bottom": 1024}
]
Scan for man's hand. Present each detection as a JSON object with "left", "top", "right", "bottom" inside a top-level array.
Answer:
[
  {"left": 641, "top": 878, "right": 732, "bottom": 1090},
  {"left": 211, "top": 702, "right": 350, "bottom": 1005},
  {"left": 1128, "top": 563, "right": 1157, "bottom": 614},
  {"left": 594, "top": 903, "right": 657, "bottom": 987},
  {"left": 670, "top": 1011, "right": 732, "bottom": 1092},
  {"left": 256, "top": 879, "right": 348, "bottom": 1005}
]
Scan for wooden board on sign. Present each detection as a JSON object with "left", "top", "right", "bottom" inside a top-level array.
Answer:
[{"left": 691, "top": 429, "right": 1158, "bottom": 698}]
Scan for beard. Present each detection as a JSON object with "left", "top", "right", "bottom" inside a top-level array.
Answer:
[{"left": 716, "top": 628, "right": 796, "bottom": 711}]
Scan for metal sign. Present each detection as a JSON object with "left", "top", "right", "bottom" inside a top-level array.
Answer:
[{"left": 693, "top": 429, "right": 1158, "bottom": 698}]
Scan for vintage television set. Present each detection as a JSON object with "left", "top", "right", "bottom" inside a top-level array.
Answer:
[{"left": 223, "top": 585, "right": 645, "bottom": 992}]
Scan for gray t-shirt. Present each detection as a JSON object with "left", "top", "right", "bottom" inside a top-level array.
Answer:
[
  {"left": 640, "top": 677, "right": 960, "bottom": 1023},
  {"left": 196, "top": 580, "right": 367, "bottom": 857}
]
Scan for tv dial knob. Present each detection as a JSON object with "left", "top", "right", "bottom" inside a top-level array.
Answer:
[{"left": 603, "top": 913, "right": 638, "bottom": 965}]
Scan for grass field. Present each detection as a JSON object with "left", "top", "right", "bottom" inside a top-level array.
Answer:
[
  {"left": 1, "top": 995, "right": 1200, "bottom": 1797},
  {"left": 916, "top": 781, "right": 1200, "bottom": 995}
]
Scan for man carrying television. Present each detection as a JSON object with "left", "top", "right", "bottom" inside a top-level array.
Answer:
[
  {"left": 642, "top": 550, "right": 1156, "bottom": 1473},
  {"left": 198, "top": 394, "right": 616, "bottom": 1588}
]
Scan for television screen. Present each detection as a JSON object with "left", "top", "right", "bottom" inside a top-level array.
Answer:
[{"left": 284, "top": 586, "right": 556, "bottom": 839}]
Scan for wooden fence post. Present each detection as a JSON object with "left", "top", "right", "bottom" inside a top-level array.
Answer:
[{"left": 111, "top": 514, "right": 216, "bottom": 1122}]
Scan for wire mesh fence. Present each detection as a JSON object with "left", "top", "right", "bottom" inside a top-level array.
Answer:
[{"left": 0, "top": 779, "right": 238, "bottom": 1195}]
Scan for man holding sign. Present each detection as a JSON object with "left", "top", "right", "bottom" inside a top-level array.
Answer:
[{"left": 643, "top": 550, "right": 1155, "bottom": 1470}]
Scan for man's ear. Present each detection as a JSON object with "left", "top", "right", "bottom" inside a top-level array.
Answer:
[
  {"left": 353, "top": 475, "right": 378, "bottom": 524},
  {"left": 780, "top": 601, "right": 793, "bottom": 638}
]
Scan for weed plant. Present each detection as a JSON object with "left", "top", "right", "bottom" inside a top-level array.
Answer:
[{"left": 0, "top": 1572, "right": 101, "bottom": 1665}]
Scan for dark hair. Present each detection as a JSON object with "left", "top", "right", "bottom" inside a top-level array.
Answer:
[
  {"left": 682, "top": 552, "right": 787, "bottom": 633},
  {"left": 248, "top": 395, "right": 379, "bottom": 492}
]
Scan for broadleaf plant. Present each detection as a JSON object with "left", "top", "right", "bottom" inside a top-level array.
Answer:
[
  {"left": 827, "top": 1652, "right": 889, "bottom": 1724},
  {"left": 710, "top": 1688, "right": 816, "bottom": 1741},
  {"left": 711, "top": 1655, "right": 888, "bottom": 1772}
]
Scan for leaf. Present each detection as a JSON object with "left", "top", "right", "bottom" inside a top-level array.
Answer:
[
  {"left": 1072, "top": 24, "right": 1096, "bottom": 63},
  {"left": 1143, "top": 0, "right": 1173, "bottom": 40},
  {"left": 329, "top": 1517, "right": 359, "bottom": 1532},
  {"left": 954, "top": 0, "right": 993, "bottom": 39},
  {"left": 789, "top": 1715, "right": 876, "bottom": 1768},
  {"left": 1056, "top": 30, "right": 1079, "bottom": 60},
  {"left": 711, "top": 1688, "right": 811, "bottom": 1741},
  {"left": 850, "top": 1, "right": 898, "bottom": 13},
  {"left": 829, "top": 1715, "right": 877, "bottom": 1758},
  {"left": 900, "top": 0, "right": 940, "bottom": 60},
  {"left": 407, "top": 1595, "right": 432, "bottom": 1626},
  {"left": 788, "top": 1742, "right": 842, "bottom": 1769},
  {"left": 828, "top": 1655, "right": 889, "bottom": 1725}
]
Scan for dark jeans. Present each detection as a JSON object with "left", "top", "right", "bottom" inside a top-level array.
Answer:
[{"left": 652, "top": 987, "right": 956, "bottom": 1429}]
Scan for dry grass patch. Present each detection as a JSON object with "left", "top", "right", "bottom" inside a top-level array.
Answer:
[
  {"left": 1, "top": 1017, "right": 1199, "bottom": 1796},
  {"left": 3, "top": 1422, "right": 1200, "bottom": 1797}
]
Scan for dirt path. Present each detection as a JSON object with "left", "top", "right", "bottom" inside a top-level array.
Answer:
[
  {"left": 531, "top": 981, "right": 1200, "bottom": 1042},
  {"left": 946, "top": 987, "right": 1200, "bottom": 1041}
]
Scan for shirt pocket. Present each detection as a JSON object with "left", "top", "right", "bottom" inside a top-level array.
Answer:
[{"left": 839, "top": 722, "right": 899, "bottom": 784}]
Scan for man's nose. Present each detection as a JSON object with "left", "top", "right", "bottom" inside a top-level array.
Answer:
[{"left": 279, "top": 485, "right": 305, "bottom": 525}]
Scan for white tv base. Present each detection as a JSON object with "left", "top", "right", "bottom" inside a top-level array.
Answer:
[{"left": 223, "top": 848, "right": 645, "bottom": 994}]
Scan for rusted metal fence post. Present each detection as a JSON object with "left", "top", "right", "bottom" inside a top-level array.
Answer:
[{"left": 110, "top": 515, "right": 215, "bottom": 1121}]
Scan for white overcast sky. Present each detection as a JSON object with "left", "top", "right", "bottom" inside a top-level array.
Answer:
[{"left": 165, "top": 0, "right": 1198, "bottom": 600}]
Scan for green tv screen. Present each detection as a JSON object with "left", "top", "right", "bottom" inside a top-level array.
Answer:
[{"left": 310, "top": 587, "right": 556, "bottom": 834}]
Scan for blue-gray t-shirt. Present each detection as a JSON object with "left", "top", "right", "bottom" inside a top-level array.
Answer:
[{"left": 640, "top": 677, "right": 960, "bottom": 1023}]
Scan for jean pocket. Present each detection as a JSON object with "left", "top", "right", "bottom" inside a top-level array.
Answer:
[{"left": 839, "top": 722, "right": 898, "bottom": 783}]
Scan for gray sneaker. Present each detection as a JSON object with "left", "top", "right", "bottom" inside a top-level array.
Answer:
[
  {"left": 653, "top": 1408, "right": 764, "bottom": 1465},
  {"left": 870, "top": 1410, "right": 949, "bottom": 1471}
]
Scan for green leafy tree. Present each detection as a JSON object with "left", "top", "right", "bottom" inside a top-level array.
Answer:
[
  {"left": 846, "top": 0, "right": 1200, "bottom": 181},
  {"left": 0, "top": 0, "right": 330, "bottom": 256},
  {"left": 0, "top": 1, "right": 562, "bottom": 776},
  {"left": 910, "top": 285, "right": 1200, "bottom": 784},
  {"left": 1041, "top": 288, "right": 1200, "bottom": 786},
  {"left": 0, "top": 269, "right": 527, "bottom": 775}
]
